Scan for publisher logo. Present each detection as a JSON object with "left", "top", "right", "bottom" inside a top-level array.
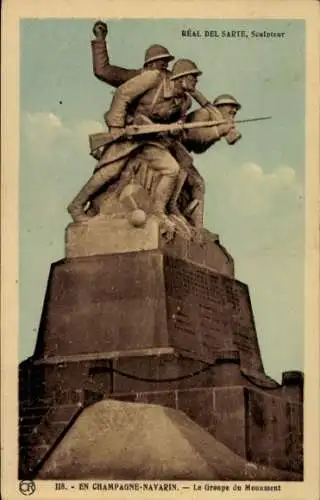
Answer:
[{"left": 19, "top": 480, "right": 36, "bottom": 496}]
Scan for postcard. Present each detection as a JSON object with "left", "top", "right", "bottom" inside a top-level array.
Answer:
[{"left": 1, "top": 0, "right": 319, "bottom": 499}]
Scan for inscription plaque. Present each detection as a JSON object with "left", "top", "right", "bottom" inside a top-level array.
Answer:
[{"left": 164, "top": 256, "right": 264, "bottom": 374}]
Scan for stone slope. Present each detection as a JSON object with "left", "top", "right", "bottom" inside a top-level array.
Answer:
[{"left": 37, "top": 400, "right": 302, "bottom": 481}]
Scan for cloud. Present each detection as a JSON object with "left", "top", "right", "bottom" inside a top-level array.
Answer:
[
  {"left": 27, "top": 112, "right": 64, "bottom": 129},
  {"left": 73, "top": 119, "right": 105, "bottom": 139},
  {"left": 201, "top": 158, "right": 304, "bottom": 381},
  {"left": 205, "top": 161, "right": 303, "bottom": 217},
  {"left": 203, "top": 158, "right": 304, "bottom": 264},
  {"left": 22, "top": 112, "right": 104, "bottom": 156},
  {"left": 20, "top": 112, "right": 106, "bottom": 226},
  {"left": 24, "top": 112, "right": 70, "bottom": 145}
]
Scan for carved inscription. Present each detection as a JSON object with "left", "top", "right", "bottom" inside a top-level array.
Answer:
[{"left": 164, "top": 256, "right": 263, "bottom": 373}]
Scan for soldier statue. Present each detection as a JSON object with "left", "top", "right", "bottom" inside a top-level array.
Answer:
[
  {"left": 67, "top": 21, "right": 245, "bottom": 239},
  {"left": 184, "top": 94, "right": 242, "bottom": 153},
  {"left": 174, "top": 94, "right": 242, "bottom": 228},
  {"left": 68, "top": 58, "right": 201, "bottom": 230}
]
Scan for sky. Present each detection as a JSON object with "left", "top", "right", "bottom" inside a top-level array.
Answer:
[{"left": 20, "top": 18, "right": 305, "bottom": 382}]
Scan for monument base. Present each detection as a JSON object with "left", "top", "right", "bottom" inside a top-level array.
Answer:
[
  {"left": 19, "top": 227, "right": 303, "bottom": 479},
  {"left": 19, "top": 346, "right": 303, "bottom": 478},
  {"left": 34, "top": 247, "right": 261, "bottom": 375}
]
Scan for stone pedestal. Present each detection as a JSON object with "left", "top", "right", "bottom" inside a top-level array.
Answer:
[
  {"left": 19, "top": 220, "right": 303, "bottom": 479},
  {"left": 34, "top": 249, "right": 261, "bottom": 375},
  {"left": 65, "top": 216, "right": 234, "bottom": 276}
]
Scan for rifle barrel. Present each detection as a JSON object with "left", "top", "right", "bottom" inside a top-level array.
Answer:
[
  {"left": 89, "top": 116, "right": 272, "bottom": 152},
  {"left": 127, "top": 115, "right": 272, "bottom": 133},
  {"left": 235, "top": 116, "right": 272, "bottom": 124}
]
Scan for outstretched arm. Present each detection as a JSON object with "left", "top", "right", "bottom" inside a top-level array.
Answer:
[{"left": 183, "top": 106, "right": 235, "bottom": 154}]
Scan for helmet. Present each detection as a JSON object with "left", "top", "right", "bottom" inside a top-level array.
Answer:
[
  {"left": 144, "top": 45, "right": 174, "bottom": 66},
  {"left": 213, "top": 94, "right": 241, "bottom": 110},
  {"left": 170, "top": 59, "right": 202, "bottom": 80}
]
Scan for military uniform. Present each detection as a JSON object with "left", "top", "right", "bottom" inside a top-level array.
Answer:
[
  {"left": 68, "top": 64, "right": 196, "bottom": 222},
  {"left": 183, "top": 94, "right": 242, "bottom": 153},
  {"left": 89, "top": 24, "right": 212, "bottom": 228},
  {"left": 175, "top": 104, "right": 225, "bottom": 227},
  {"left": 183, "top": 105, "right": 225, "bottom": 154},
  {"left": 105, "top": 70, "right": 191, "bottom": 127},
  {"left": 91, "top": 30, "right": 216, "bottom": 115}
]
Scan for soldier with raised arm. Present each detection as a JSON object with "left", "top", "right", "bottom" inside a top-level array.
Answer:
[
  {"left": 67, "top": 59, "right": 202, "bottom": 229},
  {"left": 92, "top": 20, "right": 174, "bottom": 88},
  {"left": 68, "top": 22, "right": 243, "bottom": 234},
  {"left": 91, "top": 20, "right": 241, "bottom": 138}
]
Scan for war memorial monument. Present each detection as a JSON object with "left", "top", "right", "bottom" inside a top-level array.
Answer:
[{"left": 19, "top": 21, "right": 303, "bottom": 481}]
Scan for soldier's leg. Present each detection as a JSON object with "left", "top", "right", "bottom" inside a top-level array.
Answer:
[
  {"left": 67, "top": 158, "right": 126, "bottom": 222},
  {"left": 167, "top": 169, "right": 188, "bottom": 216},
  {"left": 139, "top": 146, "right": 179, "bottom": 215},
  {"left": 185, "top": 172, "right": 205, "bottom": 228}
]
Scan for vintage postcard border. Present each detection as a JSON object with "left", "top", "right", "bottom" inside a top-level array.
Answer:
[{"left": 1, "top": 0, "right": 319, "bottom": 499}]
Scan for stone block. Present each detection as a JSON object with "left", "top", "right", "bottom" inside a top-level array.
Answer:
[
  {"left": 19, "top": 359, "right": 33, "bottom": 403},
  {"left": 111, "top": 352, "right": 214, "bottom": 394},
  {"left": 177, "top": 387, "right": 215, "bottom": 429},
  {"left": 110, "top": 386, "right": 246, "bottom": 459},
  {"left": 211, "top": 386, "right": 247, "bottom": 458},
  {"left": 135, "top": 390, "right": 177, "bottom": 410},
  {"left": 33, "top": 248, "right": 265, "bottom": 382},
  {"left": 162, "top": 230, "right": 234, "bottom": 277},
  {"left": 28, "top": 360, "right": 112, "bottom": 402},
  {"left": 113, "top": 393, "right": 137, "bottom": 403},
  {"left": 245, "top": 388, "right": 303, "bottom": 472},
  {"left": 210, "top": 352, "right": 243, "bottom": 386},
  {"left": 66, "top": 216, "right": 235, "bottom": 277},
  {"left": 34, "top": 252, "right": 168, "bottom": 359},
  {"left": 281, "top": 370, "right": 304, "bottom": 402},
  {"left": 20, "top": 402, "right": 84, "bottom": 477},
  {"left": 164, "top": 255, "right": 264, "bottom": 375},
  {"left": 66, "top": 216, "right": 161, "bottom": 259},
  {"left": 112, "top": 353, "right": 179, "bottom": 394}
]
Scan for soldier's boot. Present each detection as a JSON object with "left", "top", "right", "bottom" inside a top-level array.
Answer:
[
  {"left": 167, "top": 170, "right": 187, "bottom": 217},
  {"left": 187, "top": 179, "right": 205, "bottom": 230},
  {"left": 185, "top": 199, "right": 204, "bottom": 227},
  {"left": 67, "top": 171, "right": 108, "bottom": 222},
  {"left": 153, "top": 174, "right": 178, "bottom": 233},
  {"left": 187, "top": 199, "right": 205, "bottom": 243}
]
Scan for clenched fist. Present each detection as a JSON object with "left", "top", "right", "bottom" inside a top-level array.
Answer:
[
  {"left": 93, "top": 20, "right": 108, "bottom": 40},
  {"left": 217, "top": 121, "right": 235, "bottom": 137}
]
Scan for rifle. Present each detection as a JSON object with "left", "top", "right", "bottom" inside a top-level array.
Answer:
[{"left": 89, "top": 116, "right": 272, "bottom": 154}]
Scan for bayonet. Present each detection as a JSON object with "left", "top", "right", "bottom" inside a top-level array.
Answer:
[{"left": 89, "top": 116, "right": 272, "bottom": 153}]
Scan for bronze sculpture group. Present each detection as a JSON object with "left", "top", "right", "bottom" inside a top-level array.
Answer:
[{"left": 68, "top": 21, "right": 242, "bottom": 239}]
